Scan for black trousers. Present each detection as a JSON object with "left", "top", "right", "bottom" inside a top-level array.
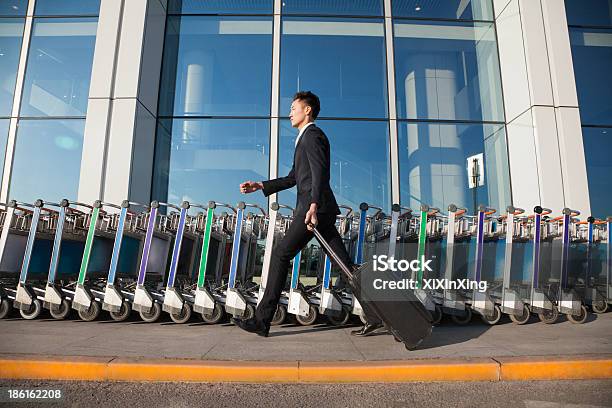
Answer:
[{"left": 255, "top": 211, "right": 382, "bottom": 327}]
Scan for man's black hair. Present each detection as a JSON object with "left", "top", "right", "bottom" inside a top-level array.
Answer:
[{"left": 293, "top": 91, "right": 320, "bottom": 120}]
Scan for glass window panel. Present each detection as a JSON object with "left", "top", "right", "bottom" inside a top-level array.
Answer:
[
  {"left": 0, "top": 119, "right": 8, "bottom": 185},
  {"left": 35, "top": 0, "right": 100, "bottom": 16},
  {"left": 152, "top": 118, "right": 270, "bottom": 208},
  {"left": 280, "top": 17, "right": 388, "bottom": 119},
  {"left": 394, "top": 20, "right": 504, "bottom": 122},
  {"left": 168, "top": 0, "right": 272, "bottom": 15},
  {"left": 393, "top": 0, "right": 494, "bottom": 21},
  {"left": 0, "top": 1, "right": 27, "bottom": 16},
  {"left": 565, "top": 0, "right": 612, "bottom": 27},
  {"left": 569, "top": 27, "right": 612, "bottom": 126},
  {"left": 20, "top": 18, "right": 98, "bottom": 117},
  {"left": 281, "top": 0, "right": 383, "bottom": 17},
  {"left": 582, "top": 127, "right": 612, "bottom": 218},
  {"left": 398, "top": 121, "right": 511, "bottom": 214},
  {"left": 0, "top": 18, "right": 24, "bottom": 116},
  {"left": 10, "top": 119, "right": 84, "bottom": 203},
  {"left": 159, "top": 16, "right": 273, "bottom": 117},
  {"left": 278, "top": 119, "right": 391, "bottom": 212}
]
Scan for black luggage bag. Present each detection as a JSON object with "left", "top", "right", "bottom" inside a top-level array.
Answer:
[{"left": 311, "top": 226, "right": 433, "bottom": 350}]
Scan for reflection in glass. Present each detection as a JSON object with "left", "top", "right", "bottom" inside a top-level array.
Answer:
[
  {"left": 280, "top": 17, "right": 388, "bottom": 119},
  {"left": 281, "top": 0, "right": 383, "bottom": 17},
  {"left": 0, "top": 1, "right": 27, "bottom": 16},
  {"left": 565, "top": 0, "right": 612, "bottom": 27},
  {"left": 0, "top": 119, "right": 8, "bottom": 185},
  {"left": 0, "top": 18, "right": 24, "bottom": 115},
  {"left": 35, "top": 0, "right": 100, "bottom": 16},
  {"left": 277, "top": 119, "right": 391, "bottom": 212},
  {"left": 582, "top": 127, "right": 612, "bottom": 218},
  {"left": 393, "top": 0, "right": 494, "bottom": 21},
  {"left": 569, "top": 28, "right": 612, "bottom": 126},
  {"left": 10, "top": 119, "right": 84, "bottom": 203},
  {"left": 168, "top": 0, "right": 272, "bottom": 15},
  {"left": 20, "top": 18, "right": 98, "bottom": 117},
  {"left": 152, "top": 118, "right": 270, "bottom": 208},
  {"left": 394, "top": 20, "right": 504, "bottom": 122},
  {"left": 159, "top": 16, "right": 273, "bottom": 117},
  {"left": 398, "top": 121, "right": 511, "bottom": 214}
]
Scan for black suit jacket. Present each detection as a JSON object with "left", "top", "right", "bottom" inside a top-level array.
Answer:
[{"left": 262, "top": 124, "right": 341, "bottom": 216}]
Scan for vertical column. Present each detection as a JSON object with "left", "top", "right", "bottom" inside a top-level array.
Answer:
[
  {"left": 384, "top": 0, "right": 400, "bottom": 207},
  {"left": 495, "top": 0, "right": 590, "bottom": 215},
  {"left": 267, "top": 0, "right": 282, "bottom": 207},
  {"left": 78, "top": 0, "right": 167, "bottom": 205},
  {"left": 0, "top": 0, "right": 35, "bottom": 202}
]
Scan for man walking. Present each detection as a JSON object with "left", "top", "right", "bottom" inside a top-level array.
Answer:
[{"left": 235, "top": 91, "right": 383, "bottom": 337}]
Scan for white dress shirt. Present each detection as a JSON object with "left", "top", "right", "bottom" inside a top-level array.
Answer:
[{"left": 295, "top": 121, "right": 315, "bottom": 147}]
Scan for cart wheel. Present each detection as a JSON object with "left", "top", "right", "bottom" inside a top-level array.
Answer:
[
  {"left": 200, "top": 303, "right": 224, "bottom": 324},
  {"left": 139, "top": 302, "right": 162, "bottom": 323},
  {"left": 170, "top": 303, "right": 192, "bottom": 324},
  {"left": 567, "top": 304, "right": 588, "bottom": 324},
  {"left": 49, "top": 299, "right": 71, "bottom": 320},
  {"left": 243, "top": 304, "right": 256, "bottom": 320},
  {"left": 450, "top": 308, "right": 472, "bottom": 325},
  {"left": 78, "top": 301, "right": 101, "bottom": 322},
  {"left": 538, "top": 306, "right": 559, "bottom": 324},
  {"left": 20, "top": 299, "right": 42, "bottom": 320},
  {"left": 271, "top": 304, "right": 287, "bottom": 326},
  {"left": 480, "top": 305, "right": 502, "bottom": 326},
  {"left": 296, "top": 305, "right": 318, "bottom": 326},
  {"left": 327, "top": 308, "right": 350, "bottom": 326},
  {"left": 591, "top": 300, "right": 608, "bottom": 314},
  {"left": 509, "top": 304, "right": 531, "bottom": 325},
  {"left": 109, "top": 301, "right": 132, "bottom": 322},
  {"left": 0, "top": 298, "right": 11, "bottom": 319},
  {"left": 431, "top": 304, "right": 443, "bottom": 325}
]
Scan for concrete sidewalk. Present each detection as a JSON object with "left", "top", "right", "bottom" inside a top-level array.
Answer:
[{"left": 0, "top": 311, "right": 610, "bottom": 361}]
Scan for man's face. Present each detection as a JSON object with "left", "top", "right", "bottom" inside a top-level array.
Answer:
[{"left": 289, "top": 99, "right": 310, "bottom": 128}]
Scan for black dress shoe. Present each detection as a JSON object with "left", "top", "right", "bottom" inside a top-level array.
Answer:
[
  {"left": 231, "top": 317, "right": 270, "bottom": 337},
  {"left": 350, "top": 322, "right": 385, "bottom": 337}
]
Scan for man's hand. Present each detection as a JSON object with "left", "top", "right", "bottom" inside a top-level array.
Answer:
[
  {"left": 240, "top": 181, "right": 263, "bottom": 194},
  {"left": 305, "top": 203, "right": 318, "bottom": 231}
]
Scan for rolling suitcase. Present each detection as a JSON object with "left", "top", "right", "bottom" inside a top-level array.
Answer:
[{"left": 311, "top": 226, "right": 433, "bottom": 350}]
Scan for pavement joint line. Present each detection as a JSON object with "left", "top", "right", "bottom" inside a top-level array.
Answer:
[{"left": 0, "top": 354, "right": 611, "bottom": 383}]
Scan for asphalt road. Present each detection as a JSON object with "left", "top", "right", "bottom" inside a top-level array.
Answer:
[{"left": 0, "top": 380, "right": 611, "bottom": 408}]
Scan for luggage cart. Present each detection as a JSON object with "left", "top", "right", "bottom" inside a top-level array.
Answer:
[
  {"left": 256, "top": 202, "right": 294, "bottom": 326},
  {"left": 72, "top": 201, "right": 139, "bottom": 321},
  {"left": 554, "top": 208, "right": 590, "bottom": 324},
  {"left": 131, "top": 201, "right": 180, "bottom": 322},
  {"left": 501, "top": 205, "right": 571, "bottom": 324},
  {"left": 192, "top": 201, "right": 235, "bottom": 324},
  {"left": 412, "top": 204, "right": 444, "bottom": 324},
  {"left": 224, "top": 201, "right": 267, "bottom": 318},
  {"left": 11, "top": 200, "right": 59, "bottom": 319},
  {"left": 442, "top": 204, "right": 477, "bottom": 324},
  {"left": 316, "top": 204, "right": 355, "bottom": 326},
  {"left": 100, "top": 200, "right": 149, "bottom": 321},
  {"left": 41, "top": 200, "right": 99, "bottom": 319}
]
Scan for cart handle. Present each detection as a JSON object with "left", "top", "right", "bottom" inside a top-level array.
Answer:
[
  {"left": 270, "top": 202, "right": 295, "bottom": 214},
  {"left": 237, "top": 202, "right": 267, "bottom": 216},
  {"left": 338, "top": 204, "right": 353, "bottom": 217}
]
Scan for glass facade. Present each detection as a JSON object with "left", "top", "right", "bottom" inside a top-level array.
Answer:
[
  {"left": 20, "top": 17, "right": 98, "bottom": 117},
  {"left": 0, "top": 17, "right": 24, "bottom": 116},
  {"left": 5, "top": 3, "right": 99, "bottom": 202},
  {"left": 0, "top": 119, "right": 8, "bottom": 185},
  {"left": 567, "top": 2, "right": 612, "bottom": 218},
  {"left": 153, "top": 0, "right": 509, "bottom": 214},
  {"left": 0, "top": 1, "right": 27, "bottom": 17}
]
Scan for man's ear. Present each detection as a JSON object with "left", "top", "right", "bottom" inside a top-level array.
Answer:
[{"left": 304, "top": 105, "right": 311, "bottom": 116}]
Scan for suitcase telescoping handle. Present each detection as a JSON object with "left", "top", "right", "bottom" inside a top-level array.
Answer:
[{"left": 308, "top": 222, "right": 355, "bottom": 282}]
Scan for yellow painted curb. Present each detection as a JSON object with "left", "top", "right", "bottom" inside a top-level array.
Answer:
[
  {"left": 298, "top": 359, "right": 498, "bottom": 382},
  {"left": 1, "top": 355, "right": 611, "bottom": 383},
  {"left": 498, "top": 356, "right": 612, "bottom": 381}
]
